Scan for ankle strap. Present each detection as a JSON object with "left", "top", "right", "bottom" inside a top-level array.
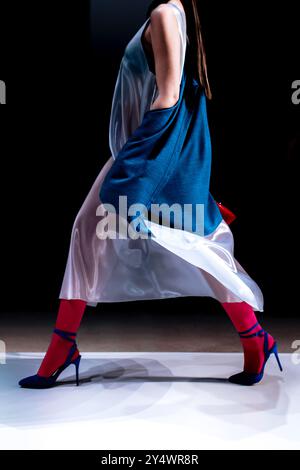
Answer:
[
  {"left": 53, "top": 328, "right": 77, "bottom": 343},
  {"left": 238, "top": 322, "right": 264, "bottom": 339}
]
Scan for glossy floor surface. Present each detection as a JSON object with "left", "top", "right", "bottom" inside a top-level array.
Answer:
[{"left": 0, "top": 352, "right": 299, "bottom": 450}]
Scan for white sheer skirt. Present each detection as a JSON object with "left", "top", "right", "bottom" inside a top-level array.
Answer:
[{"left": 59, "top": 157, "right": 264, "bottom": 311}]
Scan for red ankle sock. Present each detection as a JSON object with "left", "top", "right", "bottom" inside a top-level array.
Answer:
[
  {"left": 221, "top": 301, "right": 274, "bottom": 374},
  {"left": 38, "top": 299, "right": 86, "bottom": 377}
]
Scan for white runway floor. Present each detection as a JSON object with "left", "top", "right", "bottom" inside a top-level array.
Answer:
[{"left": 0, "top": 352, "right": 299, "bottom": 450}]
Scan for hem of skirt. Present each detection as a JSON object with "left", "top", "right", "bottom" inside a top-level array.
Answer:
[
  {"left": 143, "top": 218, "right": 264, "bottom": 312},
  {"left": 59, "top": 293, "right": 264, "bottom": 312}
]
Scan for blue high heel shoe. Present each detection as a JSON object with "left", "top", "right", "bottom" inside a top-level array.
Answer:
[
  {"left": 18, "top": 328, "right": 81, "bottom": 389},
  {"left": 229, "top": 322, "right": 283, "bottom": 386}
]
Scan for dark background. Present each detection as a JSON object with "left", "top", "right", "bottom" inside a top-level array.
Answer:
[{"left": 0, "top": 1, "right": 299, "bottom": 316}]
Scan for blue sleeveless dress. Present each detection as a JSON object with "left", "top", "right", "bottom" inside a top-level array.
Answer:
[
  {"left": 100, "top": 67, "right": 223, "bottom": 236},
  {"left": 59, "top": 3, "right": 264, "bottom": 311}
]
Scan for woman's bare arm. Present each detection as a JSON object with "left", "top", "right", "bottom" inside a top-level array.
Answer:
[{"left": 148, "top": 5, "right": 181, "bottom": 111}]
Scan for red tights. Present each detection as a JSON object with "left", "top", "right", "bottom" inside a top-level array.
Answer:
[
  {"left": 38, "top": 299, "right": 273, "bottom": 377},
  {"left": 221, "top": 301, "right": 274, "bottom": 373}
]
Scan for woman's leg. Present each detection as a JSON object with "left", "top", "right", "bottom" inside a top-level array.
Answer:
[
  {"left": 221, "top": 301, "right": 274, "bottom": 373},
  {"left": 37, "top": 299, "right": 87, "bottom": 377}
]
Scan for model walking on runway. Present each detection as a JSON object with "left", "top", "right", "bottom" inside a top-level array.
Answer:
[{"left": 19, "top": 0, "right": 282, "bottom": 388}]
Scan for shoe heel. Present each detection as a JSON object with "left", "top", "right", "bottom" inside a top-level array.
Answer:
[
  {"left": 273, "top": 344, "right": 283, "bottom": 372},
  {"left": 73, "top": 355, "right": 81, "bottom": 386}
]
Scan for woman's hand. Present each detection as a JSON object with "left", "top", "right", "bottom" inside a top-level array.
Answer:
[{"left": 148, "top": 5, "right": 181, "bottom": 111}]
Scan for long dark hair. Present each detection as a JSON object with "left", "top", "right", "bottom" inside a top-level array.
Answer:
[{"left": 146, "top": 0, "right": 212, "bottom": 99}]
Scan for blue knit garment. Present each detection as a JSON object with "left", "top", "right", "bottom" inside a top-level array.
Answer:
[{"left": 100, "top": 68, "right": 222, "bottom": 236}]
